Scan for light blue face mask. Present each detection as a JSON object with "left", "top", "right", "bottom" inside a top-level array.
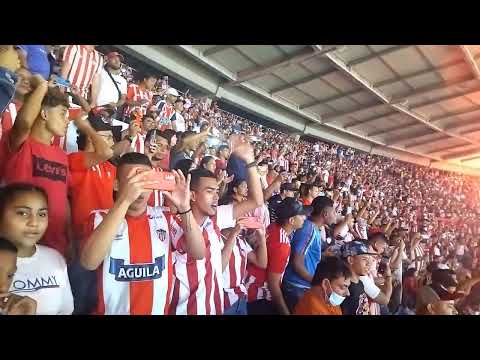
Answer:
[{"left": 328, "top": 291, "right": 346, "bottom": 306}]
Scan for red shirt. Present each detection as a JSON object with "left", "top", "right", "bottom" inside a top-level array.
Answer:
[
  {"left": 246, "top": 223, "right": 291, "bottom": 302},
  {"left": 0, "top": 100, "right": 22, "bottom": 141},
  {"left": 1, "top": 133, "right": 70, "bottom": 256},
  {"left": 68, "top": 152, "right": 116, "bottom": 241},
  {"left": 301, "top": 198, "right": 313, "bottom": 206}
]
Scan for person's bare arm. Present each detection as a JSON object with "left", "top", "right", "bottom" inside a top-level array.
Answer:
[
  {"left": 89, "top": 73, "right": 101, "bottom": 108},
  {"left": 70, "top": 86, "right": 91, "bottom": 113},
  {"left": 246, "top": 229, "right": 267, "bottom": 269},
  {"left": 290, "top": 252, "right": 313, "bottom": 283},
  {"left": 221, "top": 225, "right": 242, "bottom": 271},
  {"left": 10, "top": 75, "right": 48, "bottom": 151},
  {"left": 163, "top": 171, "right": 205, "bottom": 260},
  {"left": 232, "top": 143, "right": 264, "bottom": 219},
  {"left": 81, "top": 171, "right": 158, "bottom": 270},
  {"left": 267, "top": 272, "right": 290, "bottom": 315},
  {"left": 373, "top": 264, "right": 393, "bottom": 305}
]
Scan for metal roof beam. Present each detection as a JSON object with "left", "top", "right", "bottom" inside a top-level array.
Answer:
[
  {"left": 343, "top": 112, "right": 396, "bottom": 129},
  {"left": 203, "top": 45, "right": 232, "bottom": 57},
  {"left": 367, "top": 123, "right": 416, "bottom": 137},
  {"left": 386, "top": 130, "right": 437, "bottom": 146},
  {"left": 461, "top": 155, "right": 480, "bottom": 162},
  {"left": 442, "top": 147, "right": 480, "bottom": 160},
  {"left": 322, "top": 51, "right": 480, "bottom": 150},
  {"left": 430, "top": 106, "right": 480, "bottom": 123},
  {"left": 460, "top": 45, "right": 480, "bottom": 79},
  {"left": 227, "top": 45, "right": 338, "bottom": 86},
  {"left": 306, "top": 60, "right": 471, "bottom": 113},
  {"left": 404, "top": 136, "right": 453, "bottom": 149},
  {"left": 425, "top": 144, "right": 469, "bottom": 155}
]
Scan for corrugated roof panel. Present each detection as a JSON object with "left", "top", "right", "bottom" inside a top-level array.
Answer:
[
  {"left": 276, "top": 45, "right": 308, "bottom": 55},
  {"left": 297, "top": 78, "right": 340, "bottom": 100},
  {"left": 210, "top": 48, "right": 256, "bottom": 73},
  {"left": 325, "top": 97, "right": 361, "bottom": 113},
  {"left": 403, "top": 72, "right": 441, "bottom": 89},
  {"left": 193, "top": 45, "right": 215, "bottom": 52},
  {"left": 322, "top": 71, "right": 360, "bottom": 92},
  {"left": 382, "top": 47, "right": 431, "bottom": 76},
  {"left": 416, "top": 45, "right": 464, "bottom": 67},
  {"left": 378, "top": 81, "right": 412, "bottom": 98},
  {"left": 249, "top": 74, "right": 288, "bottom": 92},
  {"left": 300, "top": 57, "right": 335, "bottom": 74},
  {"left": 437, "top": 63, "right": 472, "bottom": 81},
  {"left": 273, "top": 63, "right": 313, "bottom": 83},
  {"left": 307, "top": 103, "right": 336, "bottom": 116},
  {"left": 335, "top": 45, "right": 372, "bottom": 64},
  {"left": 235, "top": 45, "right": 285, "bottom": 66},
  {"left": 277, "top": 88, "right": 316, "bottom": 105},
  {"left": 349, "top": 91, "right": 379, "bottom": 105},
  {"left": 383, "top": 124, "right": 431, "bottom": 142},
  {"left": 369, "top": 45, "right": 400, "bottom": 53},
  {"left": 414, "top": 103, "right": 450, "bottom": 119},
  {"left": 353, "top": 57, "right": 396, "bottom": 83}
]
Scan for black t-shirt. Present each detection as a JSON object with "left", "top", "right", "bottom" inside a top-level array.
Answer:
[{"left": 341, "top": 279, "right": 370, "bottom": 315}]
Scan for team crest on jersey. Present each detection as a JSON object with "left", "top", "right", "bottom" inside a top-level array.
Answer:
[
  {"left": 109, "top": 256, "right": 165, "bottom": 282},
  {"left": 157, "top": 229, "right": 167, "bottom": 242}
]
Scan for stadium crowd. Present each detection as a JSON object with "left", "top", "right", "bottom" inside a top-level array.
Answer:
[{"left": 0, "top": 44, "right": 479, "bottom": 315}]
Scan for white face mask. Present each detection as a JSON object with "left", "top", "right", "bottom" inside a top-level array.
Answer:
[
  {"left": 328, "top": 289, "right": 346, "bottom": 306},
  {"left": 326, "top": 280, "right": 346, "bottom": 306}
]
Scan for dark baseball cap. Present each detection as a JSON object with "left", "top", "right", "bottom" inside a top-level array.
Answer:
[
  {"left": 341, "top": 240, "right": 378, "bottom": 258},
  {"left": 281, "top": 183, "right": 296, "bottom": 192},
  {"left": 276, "top": 198, "right": 312, "bottom": 221}
]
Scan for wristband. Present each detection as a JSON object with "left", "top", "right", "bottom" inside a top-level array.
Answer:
[
  {"left": 177, "top": 208, "right": 192, "bottom": 215},
  {"left": 246, "top": 161, "right": 257, "bottom": 169}
]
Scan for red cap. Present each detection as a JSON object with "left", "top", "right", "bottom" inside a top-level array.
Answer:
[{"left": 106, "top": 52, "right": 124, "bottom": 62}]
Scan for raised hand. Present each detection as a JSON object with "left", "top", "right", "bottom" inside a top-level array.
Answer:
[
  {"left": 162, "top": 170, "right": 191, "bottom": 213},
  {"left": 118, "top": 169, "right": 159, "bottom": 205}
]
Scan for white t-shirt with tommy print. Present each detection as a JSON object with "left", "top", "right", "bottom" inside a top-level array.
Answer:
[{"left": 9, "top": 245, "right": 74, "bottom": 315}]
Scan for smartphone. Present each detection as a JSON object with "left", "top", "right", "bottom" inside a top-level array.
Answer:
[
  {"left": 241, "top": 217, "right": 263, "bottom": 229},
  {"left": 138, "top": 170, "right": 176, "bottom": 191},
  {"left": 53, "top": 75, "right": 71, "bottom": 89}
]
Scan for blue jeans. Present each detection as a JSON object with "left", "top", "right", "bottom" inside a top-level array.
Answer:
[
  {"left": 224, "top": 297, "right": 247, "bottom": 315},
  {"left": 282, "top": 282, "right": 308, "bottom": 312},
  {"left": 68, "top": 260, "right": 97, "bottom": 315}
]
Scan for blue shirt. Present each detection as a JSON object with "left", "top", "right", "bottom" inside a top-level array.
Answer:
[
  {"left": 226, "top": 154, "right": 247, "bottom": 182},
  {"left": 284, "top": 219, "right": 322, "bottom": 289},
  {"left": 19, "top": 45, "right": 50, "bottom": 80}
]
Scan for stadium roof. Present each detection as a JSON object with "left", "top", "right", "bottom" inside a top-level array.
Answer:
[{"left": 118, "top": 45, "right": 480, "bottom": 175}]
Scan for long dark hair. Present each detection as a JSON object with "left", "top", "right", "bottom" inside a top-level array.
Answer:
[{"left": 219, "top": 178, "right": 245, "bottom": 206}]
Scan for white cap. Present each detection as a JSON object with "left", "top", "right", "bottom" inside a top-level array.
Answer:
[{"left": 166, "top": 88, "right": 179, "bottom": 97}]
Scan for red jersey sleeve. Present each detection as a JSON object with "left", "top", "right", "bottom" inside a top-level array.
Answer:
[
  {"left": 79, "top": 210, "right": 107, "bottom": 252},
  {"left": 267, "top": 241, "right": 290, "bottom": 274},
  {"left": 127, "top": 84, "right": 135, "bottom": 101}
]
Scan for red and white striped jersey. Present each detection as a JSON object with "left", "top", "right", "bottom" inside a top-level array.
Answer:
[
  {"left": 89, "top": 206, "right": 174, "bottom": 315},
  {"left": 62, "top": 45, "right": 103, "bottom": 99},
  {"left": 0, "top": 100, "right": 21, "bottom": 141},
  {"left": 222, "top": 234, "right": 253, "bottom": 310},
  {"left": 130, "top": 133, "right": 146, "bottom": 154},
  {"left": 246, "top": 223, "right": 291, "bottom": 303},
  {"left": 169, "top": 204, "right": 236, "bottom": 315},
  {"left": 125, "top": 84, "right": 153, "bottom": 117},
  {"left": 155, "top": 100, "right": 175, "bottom": 131}
]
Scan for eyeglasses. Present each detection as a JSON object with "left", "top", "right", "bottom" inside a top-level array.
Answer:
[{"left": 98, "top": 134, "right": 114, "bottom": 140}]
